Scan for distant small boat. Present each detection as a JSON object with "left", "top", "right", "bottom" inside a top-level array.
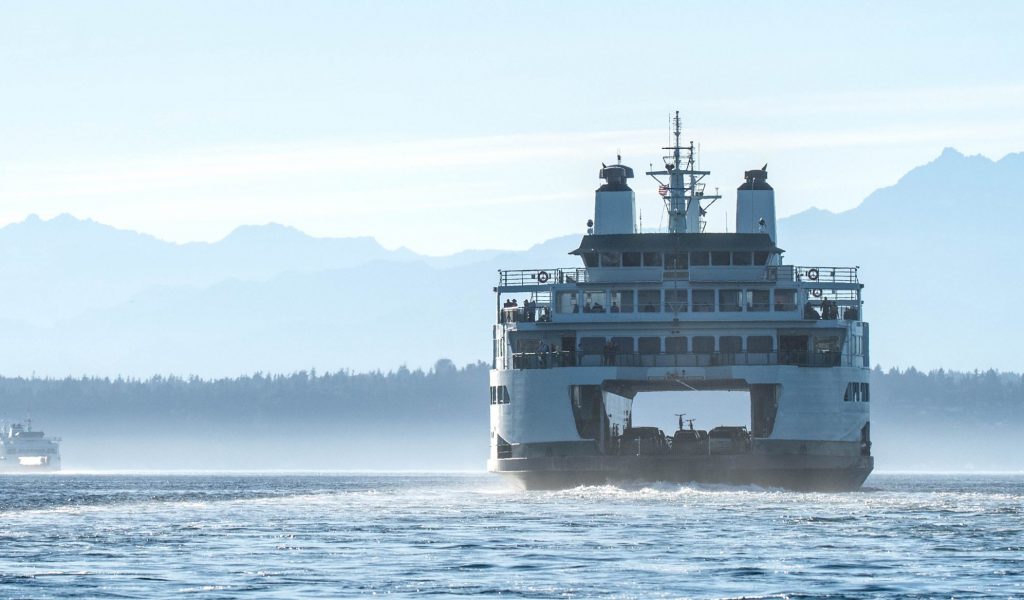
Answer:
[{"left": 0, "top": 420, "right": 61, "bottom": 472}]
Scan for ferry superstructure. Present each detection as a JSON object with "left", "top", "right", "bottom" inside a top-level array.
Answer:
[
  {"left": 488, "top": 113, "right": 872, "bottom": 490},
  {"left": 0, "top": 420, "right": 61, "bottom": 472}
]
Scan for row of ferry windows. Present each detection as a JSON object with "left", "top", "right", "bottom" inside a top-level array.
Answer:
[
  {"left": 555, "top": 289, "right": 798, "bottom": 313},
  {"left": 581, "top": 250, "right": 772, "bottom": 269},
  {"left": 573, "top": 335, "right": 776, "bottom": 354}
]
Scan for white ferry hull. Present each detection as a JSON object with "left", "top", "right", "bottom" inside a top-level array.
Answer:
[{"left": 488, "top": 361, "right": 872, "bottom": 491}]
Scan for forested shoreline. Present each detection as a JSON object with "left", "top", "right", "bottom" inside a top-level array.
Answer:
[
  {"left": 0, "top": 362, "right": 1019, "bottom": 470},
  {"left": 0, "top": 362, "right": 1019, "bottom": 427},
  {"left": 0, "top": 359, "right": 489, "bottom": 430}
]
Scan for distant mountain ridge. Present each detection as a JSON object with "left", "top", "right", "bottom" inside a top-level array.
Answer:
[
  {"left": 777, "top": 147, "right": 1022, "bottom": 372},
  {"left": 0, "top": 215, "right": 425, "bottom": 324},
  {"left": 0, "top": 147, "right": 1020, "bottom": 376}
]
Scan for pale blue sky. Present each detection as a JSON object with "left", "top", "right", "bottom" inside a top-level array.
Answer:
[{"left": 2, "top": 1, "right": 1022, "bottom": 253}]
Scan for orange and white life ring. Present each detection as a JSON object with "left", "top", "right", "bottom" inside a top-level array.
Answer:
[
  {"left": 537, "top": 271, "right": 550, "bottom": 283},
  {"left": 807, "top": 268, "right": 820, "bottom": 281}
]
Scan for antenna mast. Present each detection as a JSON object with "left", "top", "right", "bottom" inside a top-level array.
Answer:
[{"left": 646, "top": 111, "right": 721, "bottom": 233}]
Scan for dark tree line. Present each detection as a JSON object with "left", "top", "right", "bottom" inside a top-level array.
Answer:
[
  {"left": 0, "top": 362, "right": 1019, "bottom": 433},
  {"left": 872, "top": 366, "right": 1024, "bottom": 427},
  {"left": 0, "top": 360, "right": 491, "bottom": 433}
]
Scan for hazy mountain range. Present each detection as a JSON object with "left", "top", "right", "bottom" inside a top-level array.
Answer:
[{"left": 1, "top": 147, "right": 1019, "bottom": 377}]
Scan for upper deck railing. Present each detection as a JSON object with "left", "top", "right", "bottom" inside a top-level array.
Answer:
[
  {"left": 499, "top": 268, "right": 588, "bottom": 287},
  {"left": 785, "top": 266, "right": 859, "bottom": 284}
]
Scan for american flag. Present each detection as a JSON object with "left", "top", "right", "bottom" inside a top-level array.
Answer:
[{"left": 658, "top": 184, "right": 669, "bottom": 197}]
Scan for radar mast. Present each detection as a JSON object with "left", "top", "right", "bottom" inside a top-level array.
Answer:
[{"left": 646, "top": 111, "right": 720, "bottom": 233}]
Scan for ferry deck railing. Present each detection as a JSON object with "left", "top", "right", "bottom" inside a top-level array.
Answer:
[
  {"left": 508, "top": 350, "right": 850, "bottom": 370},
  {"left": 499, "top": 302, "right": 862, "bottom": 324},
  {"left": 793, "top": 266, "right": 859, "bottom": 284},
  {"left": 499, "top": 268, "right": 588, "bottom": 287}
]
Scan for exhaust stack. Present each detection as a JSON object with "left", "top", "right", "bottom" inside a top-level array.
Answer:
[
  {"left": 593, "top": 161, "right": 635, "bottom": 235},
  {"left": 736, "top": 165, "right": 776, "bottom": 241}
]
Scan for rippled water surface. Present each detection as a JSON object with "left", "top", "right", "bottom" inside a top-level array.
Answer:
[{"left": 0, "top": 473, "right": 1021, "bottom": 598}]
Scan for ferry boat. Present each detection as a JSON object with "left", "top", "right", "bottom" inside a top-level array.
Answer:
[
  {"left": 0, "top": 420, "right": 62, "bottom": 472},
  {"left": 488, "top": 113, "right": 872, "bottom": 491}
]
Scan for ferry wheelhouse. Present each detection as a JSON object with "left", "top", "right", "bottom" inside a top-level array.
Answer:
[{"left": 488, "top": 114, "right": 872, "bottom": 490}]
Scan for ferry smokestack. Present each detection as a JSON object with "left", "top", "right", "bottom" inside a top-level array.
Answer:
[
  {"left": 593, "top": 162, "right": 636, "bottom": 234},
  {"left": 736, "top": 165, "right": 776, "bottom": 242}
]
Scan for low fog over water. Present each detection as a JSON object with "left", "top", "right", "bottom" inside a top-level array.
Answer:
[{"left": 1, "top": 365, "right": 1019, "bottom": 473}]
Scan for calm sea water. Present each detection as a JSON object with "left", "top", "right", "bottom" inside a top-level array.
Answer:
[{"left": 0, "top": 473, "right": 1021, "bottom": 599}]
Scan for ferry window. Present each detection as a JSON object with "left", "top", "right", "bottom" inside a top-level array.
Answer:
[
  {"left": 643, "top": 252, "right": 662, "bottom": 267},
  {"left": 748, "top": 290, "right": 770, "bottom": 311},
  {"left": 774, "top": 289, "right": 797, "bottom": 311},
  {"left": 748, "top": 336, "right": 773, "bottom": 353},
  {"left": 611, "top": 289, "right": 634, "bottom": 313},
  {"left": 693, "top": 336, "right": 715, "bottom": 353},
  {"left": 814, "top": 336, "right": 840, "bottom": 353},
  {"left": 732, "top": 252, "right": 752, "bottom": 266},
  {"left": 622, "top": 252, "right": 642, "bottom": 267},
  {"left": 516, "top": 338, "right": 540, "bottom": 352},
  {"left": 754, "top": 251, "right": 770, "bottom": 265},
  {"left": 844, "top": 383, "right": 871, "bottom": 402},
  {"left": 665, "top": 252, "right": 688, "bottom": 269},
  {"left": 664, "top": 289, "right": 688, "bottom": 312},
  {"left": 720, "top": 336, "right": 742, "bottom": 353},
  {"left": 814, "top": 336, "right": 841, "bottom": 366},
  {"left": 490, "top": 386, "right": 511, "bottom": 405},
  {"left": 579, "top": 337, "right": 605, "bottom": 354},
  {"left": 638, "top": 289, "right": 660, "bottom": 312},
  {"left": 719, "top": 289, "right": 742, "bottom": 312},
  {"left": 584, "top": 291, "right": 608, "bottom": 312},
  {"left": 711, "top": 251, "right": 731, "bottom": 266},
  {"left": 582, "top": 252, "right": 599, "bottom": 267},
  {"left": 600, "top": 252, "right": 620, "bottom": 267},
  {"left": 779, "top": 335, "right": 808, "bottom": 365},
  {"left": 690, "top": 251, "right": 710, "bottom": 266},
  {"left": 665, "top": 336, "right": 687, "bottom": 353},
  {"left": 556, "top": 291, "right": 579, "bottom": 314},
  {"left": 612, "top": 337, "right": 634, "bottom": 354},
  {"left": 638, "top": 337, "right": 660, "bottom": 355},
  {"left": 692, "top": 289, "right": 715, "bottom": 312}
]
